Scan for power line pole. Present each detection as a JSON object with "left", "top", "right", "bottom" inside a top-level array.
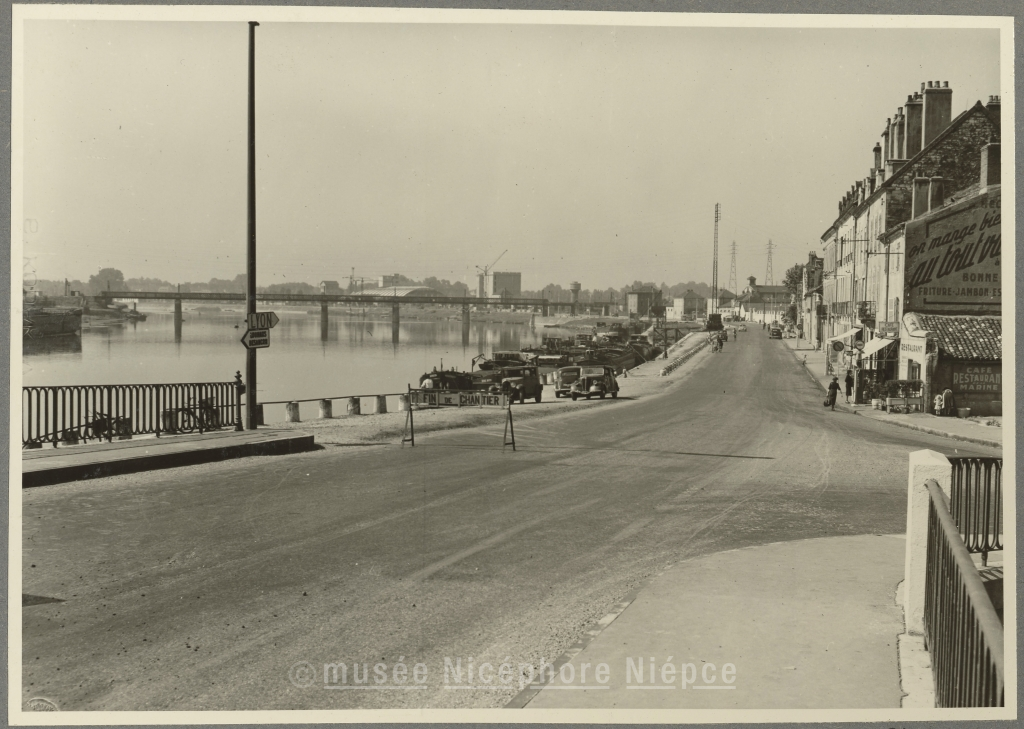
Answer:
[
  {"left": 711, "top": 203, "right": 720, "bottom": 314},
  {"left": 244, "top": 20, "right": 259, "bottom": 429},
  {"left": 765, "top": 239, "right": 775, "bottom": 286},
  {"left": 727, "top": 241, "right": 738, "bottom": 299}
]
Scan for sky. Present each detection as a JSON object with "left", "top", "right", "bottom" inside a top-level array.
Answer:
[{"left": 19, "top": 16, "right": 1002, "bottom": 292}]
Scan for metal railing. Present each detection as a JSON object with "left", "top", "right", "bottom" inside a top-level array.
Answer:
[
  {"left": 924, "top": 480, "right": 1004, "bottom": 707},
  {"left": 948, "top": 458, "right": 1002, "bottom": 564},
  {"left": 23, "top": 376, "right": 243, "bottom": 448}
]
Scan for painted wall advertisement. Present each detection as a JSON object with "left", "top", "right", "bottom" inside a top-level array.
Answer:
[
  {"left": 904, "top": 188, "right": 1000, "bottom": 313},
  {"left": 951, "top": 362, "right": 1001, "bottom": 396}
]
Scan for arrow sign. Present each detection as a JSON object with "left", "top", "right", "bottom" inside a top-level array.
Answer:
[
  {"left": 247, "top": 311, "right": 280, "bottom": 330},
  {"left": 241, "top": 328, "right": 270, "bottom": 349}
]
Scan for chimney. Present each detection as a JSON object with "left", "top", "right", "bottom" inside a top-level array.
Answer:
[
  {"left": 873, "top": 142, "right": 882, "bottom": 169},
  {"left": 980, "top": 141, "right": 1000, "bottom": 188},
  {"left": 748, "top": 276, "right": 757, "bottom": 289},
  {"left": 905, "top": 92, "right": 924, "bottom": 158},
  {"left": 867, "top": 174, "right": 876, "bottom": 195},
  {"left": 922, "top": 80, "right": 953, "bottom": 147},
  {"left": 881, "top": 121, "right": 891, "bottom": 164},
  {"left": 986, "top": 95, "right": 1001, "bottom": 122},
  {"left": 895, "top": 107, "right": 906, "bottom": 158},
  {"left": 912, "top": 178, "right": 931, "bottom": 219},
  {"left": 928, "top": 177, "right": 945, "bottom": 210}
]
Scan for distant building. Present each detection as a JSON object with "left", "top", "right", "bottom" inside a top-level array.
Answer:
[
  {"left": 476, "top": 271, "right": 522, "bottom": 299},
  {"left": 319, "top": 280, "right": 343, "bottom": 295},
  {"left": 379, "top": 273, "right": 403, "bottom": 288},
  {"left": 667, "top": 290, "right": 706, "bottom": 320},
  {"left": 800, "top": 253, "right": 824, "bottom": 347},
  {"left": 626, "top": 287, "right": 662, "bottom": 318},
  {"left": 735, "top": 276, "right": 790, "bottom": 323}
]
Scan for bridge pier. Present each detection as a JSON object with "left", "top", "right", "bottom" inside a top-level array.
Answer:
[
  {"left": 542, "top": 302, "right": 549, "bottom": 317},
  {"left": 461, "top": 304, "right": 471, "bottom": 346},
  {"left": 173, "top": 298, "right": 182, "bottom": 341},
  {"left": 321, "top": 302, "right": 329, "bottom": 341},
  {"left": 391, "top": 303, "right": 400, "bottom": 343}
]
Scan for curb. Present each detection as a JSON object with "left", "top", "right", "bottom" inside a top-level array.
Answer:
[
  {"left": 22, "top": 433, "right": 317, "bottom": 487},
  {"left": 851, "top": 411, "right": 1002, "bottom": 449}
]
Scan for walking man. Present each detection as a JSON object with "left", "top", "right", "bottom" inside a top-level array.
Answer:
[
  {"left": 828, "top": 376, "right": 842, "bottom": 411},
  {"left": 844, "top": 369, "right": 854, "bottom": 404}
]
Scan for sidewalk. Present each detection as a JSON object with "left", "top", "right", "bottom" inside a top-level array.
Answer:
[
  {"left": 781, "top": 336, "right": 1002, "bottom": 449},
  {"left": 520, "top": 534, "right": 906, "bottom": 709},
  {"left": 22, "top": 428, "right": 316, "bottom": 488}
]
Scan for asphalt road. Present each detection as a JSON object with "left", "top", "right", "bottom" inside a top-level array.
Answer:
[{"left": 21, "top": 329, "right": 999, "bottom": 711}]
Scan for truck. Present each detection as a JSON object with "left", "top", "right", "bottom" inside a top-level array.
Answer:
[{"left": 704, "top": 313, "right": 724, "bottom": 332}]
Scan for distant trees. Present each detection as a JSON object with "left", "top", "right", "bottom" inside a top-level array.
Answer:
[
  {"left": 783, "top": 264, "right": 805, "bottom": 299},
  {"left": 87, "top": 268, "right": 127, "bottom": 294}
]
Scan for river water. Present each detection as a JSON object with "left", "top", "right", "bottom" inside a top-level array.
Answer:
[{"left": 22, "top": 309, "right": 566, "bottom": 422}]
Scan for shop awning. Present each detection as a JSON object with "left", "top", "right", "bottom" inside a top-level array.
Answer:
[
  {"left": 861, "top": 337, "right": 896, "bottom": 357},
  {"left": 827, "top": 327, "right": 861, "bottom": 342}
]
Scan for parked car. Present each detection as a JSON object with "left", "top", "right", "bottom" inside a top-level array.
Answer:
[
  {"left": 570, "top": 365, "right": 619, "bottom": 400},
  {"left": 497, "top": 365, "right": 543, "bottom": 403},
  {"left": 553, "top": 366, "right": 582, "bottom": 398},
  {"left": 738, "top": 324, "right": 747, "bottom": 332},
  {"left": 769, "top": 327, "right": 783, "bottom": 339}
]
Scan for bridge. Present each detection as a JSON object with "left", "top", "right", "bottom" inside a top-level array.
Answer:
[{"left": 100, "top": 291, "right": 616, "bottom": 342}]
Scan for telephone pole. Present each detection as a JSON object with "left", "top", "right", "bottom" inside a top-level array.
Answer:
[
  {"left": 727, "top": 241, "right": 738, "bottom": 298},
  {"left": 711, "top": 204, "right": 720, "bottom": 314},
  {"left": 765, "top": 239, "right": 775, "bottom": 286}
]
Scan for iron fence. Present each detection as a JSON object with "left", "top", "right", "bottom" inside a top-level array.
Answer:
[
  {"left": 949, "top": 457, "right": 1002, "bottom": 564},
  {"left": 23, "top": 378, "right": 242, "bottom": 449},
  {"left": 924, "top": 480, "right": 1004, "bottom": 707}
]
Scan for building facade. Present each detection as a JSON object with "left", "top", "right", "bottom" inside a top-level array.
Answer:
[
  {"left": 819, "top": 80, "right": 1000, "bottom": 407},
  {"left": 735, "top": 276, "right": 789, "bottom": 323}
]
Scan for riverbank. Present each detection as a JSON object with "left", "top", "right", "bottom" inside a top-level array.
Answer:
[{"left": 273, "top": 334, "right": 708, "bottom": 445}]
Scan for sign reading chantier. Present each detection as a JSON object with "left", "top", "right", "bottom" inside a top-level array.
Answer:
[
  {"left": 410, "top": 390, "right": 508, "bottom": 408},
  {"left": 904, "top": 188, "right": 1001, "bottom": 313}
]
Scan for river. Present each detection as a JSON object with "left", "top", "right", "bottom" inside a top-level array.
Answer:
[{"left": 22, "top": 308, "right": 570, "bottom": 422}]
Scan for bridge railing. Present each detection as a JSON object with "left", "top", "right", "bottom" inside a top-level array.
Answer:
[
  {"left": 924, "top": 479, "right": 1004, "bottom": 707},
  {"left": 948, "top": 457, "right": 1002, "bottom": 564},
  {"left": 23, "top": 378, "right": 242, "bottom": 449}
]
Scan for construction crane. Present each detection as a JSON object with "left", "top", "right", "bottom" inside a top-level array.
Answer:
[
  {"left": 474, "top": 250, "right": 508, "bottom": 298},
  {"left": 346, "top": 270, "right": 374, "bottom": 294}
]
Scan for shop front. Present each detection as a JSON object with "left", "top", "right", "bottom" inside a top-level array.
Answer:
[{"left": 899, "top": 312, "right": 1001, "bottom": 417}]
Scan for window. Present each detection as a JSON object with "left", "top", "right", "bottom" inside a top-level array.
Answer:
[{"left": 908, "top": 360, "right": 921, "bottom": 381}]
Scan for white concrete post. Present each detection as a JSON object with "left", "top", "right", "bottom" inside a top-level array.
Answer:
[
  {"left": 904, "top": 449, "right": 952, "bottom": 635},
  {"left": 374, "top": 395, "right": 388, "bottom": 414},
  {"left": 318, "top": 399, "right": 333, "bottom": 419},
  {"left": 285, "top": 402, "right": 301, "bottom": 423},
  {"left": 397, "top": 394, "right": 410, "bottom": 412}
]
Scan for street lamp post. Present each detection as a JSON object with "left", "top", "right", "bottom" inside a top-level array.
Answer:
[{"left": 244, "top": 20, "right": 259, "bottom": 429}]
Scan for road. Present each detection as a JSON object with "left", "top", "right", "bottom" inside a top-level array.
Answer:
[{"left": 21, "top": 329, "right": 999, "bottom": 710}]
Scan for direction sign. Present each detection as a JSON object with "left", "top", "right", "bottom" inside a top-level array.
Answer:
[
  {"left": 241, "top": 328, "right": 270, "bottom": 349},
  {"left": 247, "top": 311, "right": 280, "bottom": 330}
]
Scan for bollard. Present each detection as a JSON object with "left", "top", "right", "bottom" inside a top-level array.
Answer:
[
  {"left": 161, "top": 410, "right": 177, "bottom": 433},
  {"left": 347, "top": 397, "right": 362, "bottom": 416},
  {"left": 255, "top": 403, "right": 265, "bottom": 426},
  {"left": 285, "top": 401, "right": 301, "bottom": 423},
  {"left": 375, "top": 395, "right": 388, "bottom": 414},
  {"left": 319, "top": 399, "right": 333, "bottom": 419},
  {"left": 397, "top": 394, "right": 410, "bottom": 411}
]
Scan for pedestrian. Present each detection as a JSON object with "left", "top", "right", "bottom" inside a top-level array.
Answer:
[
  {"left": 827, "top": 376, "right": 842, "bottom": 411},
  {"left": 844, "top": 369, "right": 854, "bottom": 403},
  {"left": 762, "top": 322, "right": 766, "bottom": 331}
]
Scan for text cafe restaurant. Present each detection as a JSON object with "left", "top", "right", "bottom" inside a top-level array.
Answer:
[{"left": 896, "top": 183, "right": 1002, "bottom": 416}]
